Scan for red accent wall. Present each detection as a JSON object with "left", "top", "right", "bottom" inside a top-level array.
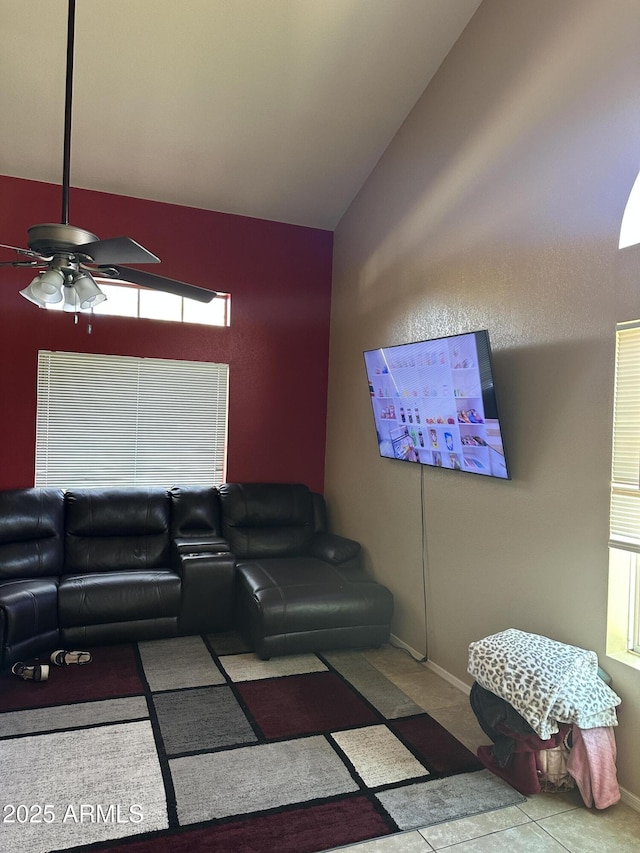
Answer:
[{"left": 0, "top": 175, "right": 333, "bottom": 492}]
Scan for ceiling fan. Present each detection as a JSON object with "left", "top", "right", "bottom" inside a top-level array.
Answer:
[{"left": 0, "top": 0, "right": 215, "bottom": 311}]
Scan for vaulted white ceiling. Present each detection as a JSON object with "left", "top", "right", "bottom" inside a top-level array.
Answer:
[{"left": 1, "top": 0, "right": 481, "bottom": 230}]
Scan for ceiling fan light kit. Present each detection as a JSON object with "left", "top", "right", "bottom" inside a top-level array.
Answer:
[
  {"left": 2, "top": 0, "right": 216, "bottom": 317},
  {"left": 18, "top": 253, "right": 106, "bottom": 311},
  {"left": 69, "top": 271, "right": 107, "bottom": 310},
  {"left": 20, "top": 270, "right": 65, "bottom": 307}
]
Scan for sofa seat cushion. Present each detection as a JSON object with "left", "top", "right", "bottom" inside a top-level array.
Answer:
[
  {"left": 236, "top": 557, "right": 393, "bottom": 636},
  {"left": 59, "top": 570, "right": 181, "bottom": 628}
]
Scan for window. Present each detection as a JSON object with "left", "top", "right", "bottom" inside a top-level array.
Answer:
[
  {"left": 46, "top": 280, "right": 231, "bottom": 327},
  {"left": 608, "top": 321, "right": 640, "bottom": 660},
  {"left": 35, "top": 351, "right": 228, "bottom": 488}
]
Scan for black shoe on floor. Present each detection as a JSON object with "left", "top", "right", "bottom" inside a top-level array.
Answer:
[
  {"left": 11, "top": 661, "right": 49, "bottom": 681},
  {"left": 50, "top": 649, "right": 92, "bottom": 666}
]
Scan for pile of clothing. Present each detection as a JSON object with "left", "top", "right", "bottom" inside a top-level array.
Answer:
[{"left": 467, "top": 628, "right": 622, "bottom": 808}]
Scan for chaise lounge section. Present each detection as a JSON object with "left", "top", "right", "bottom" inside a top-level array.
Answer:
[{"left": 221, "top": 483, "right": 394, "bottom": 659}]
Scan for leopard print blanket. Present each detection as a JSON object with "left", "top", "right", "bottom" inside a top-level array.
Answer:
[{"left": 468, "top": 629, "right": 621, "bottom": 740}]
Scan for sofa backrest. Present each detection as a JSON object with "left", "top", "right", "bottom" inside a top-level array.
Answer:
[
  {"left": 311, "top": 491, "right": 328, "bottom": 534},
  {"left": 64, "top": 487, "right": 171, "bottom": 574},
  {"left": 218, "top": 483, "right": 315, "bottom": 558},
  {"left": 0, "top": 488, "right": 65, "bottom": 580},
  {"left": 169, "top": 485, "right": 222, "bottom": 538}
]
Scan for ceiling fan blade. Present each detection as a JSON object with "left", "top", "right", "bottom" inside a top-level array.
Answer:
[
  {"left": 75, "top": 237, "right": 160, "bottom": 265},
  {"left": 102, "top": 266, "right": 216, "bottom": 303},
  {"left": 0, "top": 260, "right": 46, "bottom": 269},
  {"left": 0, "top": 242, "right": 48, "bottom": 260}
]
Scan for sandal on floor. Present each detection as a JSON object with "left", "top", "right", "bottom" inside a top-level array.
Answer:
[
  {"left": 50, "top": 649, "right": 92, "bottom": 667},
  {"left": 12, "top": 661, "right": 49, "bottom": 682}
]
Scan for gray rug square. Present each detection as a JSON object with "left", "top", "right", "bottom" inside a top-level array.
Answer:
[
  {"left": 323, "top": 650, "right": 424, "bottom": 719},
  {"left": 152, "top": 685, "right": 257, "bottom": 755},
  {"left": 0, "top": 720, "right": 167, "bottom": 853},
  {"left": 0, "top": 696, "right": 148, "bottom": 737},
  {"left": 170, "top": 735, "right": 360, "bottom": 823},
  {"left": 331, "top": 724, "right": 429, "bottom": 787},
  {"left": 138, "top": 635, "right": 226, "bottom": 691},
  {"left": 218, "top": 651, "right": 327, "bottom": 682},
  {"left": 376, "top": 768, "right": 526, "bottom": 830}
]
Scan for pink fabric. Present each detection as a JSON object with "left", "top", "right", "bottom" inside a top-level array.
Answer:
[{"left": 567, "top": 726, "right": 620, "bottom": 809}]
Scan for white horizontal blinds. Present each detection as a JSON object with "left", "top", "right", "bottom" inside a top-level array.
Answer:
[
  {"left": 35, "top": 351, "right": 228, "bottom": 488},
  {"left": 36, "top": 353, "right": 139, "bottom": 487},
  {"left": 135, "top": 358, "right": 228, "bottom": 485},
  {"left": 610, "top": 322, "right": 640, "bottom": 552}
]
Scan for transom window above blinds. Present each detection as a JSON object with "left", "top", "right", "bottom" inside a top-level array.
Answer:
[
  {"left": 35, "top": 351, "right": 228, "bottom": 488},
  {"left": 610, "top": 322, "right": 640, "bottom": 552}
]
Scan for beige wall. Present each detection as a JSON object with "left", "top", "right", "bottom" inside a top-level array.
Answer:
[{"left": 325, "top": 0, "right": 640, "bottom": 799}]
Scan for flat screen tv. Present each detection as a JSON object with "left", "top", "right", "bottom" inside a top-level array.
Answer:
[{"left": 363, "top": 330, "right": 510, "bottom": 479}]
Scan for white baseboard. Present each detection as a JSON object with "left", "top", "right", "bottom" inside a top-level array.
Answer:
[
  {"left": 620, "top": 786, "right": 640, "bottom": 813},
  {"left": 389, "top": 633, "right": 426, "bottom": 663},
  {"left": 390, "top": 633, "right": 471, "bottom": 695},
  {"left": 389, "top": 636, "right": 640, "bottom": 814},
  {"left": 423, "top": 658, "right": 472, "bottom": 696}
]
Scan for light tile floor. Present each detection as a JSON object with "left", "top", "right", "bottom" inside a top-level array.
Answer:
[{"left": 322, "top": 645, "right": 640, "bottom": 853}]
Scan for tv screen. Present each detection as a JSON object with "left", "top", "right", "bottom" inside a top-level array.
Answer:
[{"left": 364, "top": 330, "right": 510, "bottom": 479}]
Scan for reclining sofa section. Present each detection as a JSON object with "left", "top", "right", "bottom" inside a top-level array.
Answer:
[
  {"left": 0, "top": 483, "right": 393, "bottom": 669},
  {"left": 0, "top": 485, "right": 232, "bottom": 669}
]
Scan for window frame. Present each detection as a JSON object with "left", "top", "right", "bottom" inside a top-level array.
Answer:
[
  {"left": 633, "top": 559, "right": 640, "bottom": 654},
  {"left": 45, "top": 279, "right": 231, "bottom": 327},
  {"left": 608, "top": 320, "right": 640, "bottom": 662}
]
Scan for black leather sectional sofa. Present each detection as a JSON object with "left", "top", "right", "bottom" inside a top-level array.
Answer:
[{"left": 0, "top": 482, "right": 393, "bottom": 670}]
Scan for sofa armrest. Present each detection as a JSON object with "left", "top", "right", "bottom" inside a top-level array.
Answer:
[
  {"left": 309, "top": 532, "right": 361, "bottom": 566},
  {"left": 0, "top": 579, "right": 60, "bottom": 669},
  {"left": 172, "top": 536, "right": 231, "bottom": 560},
  {"left": 173, "top": 538, "right": 235, "bottom": 633}
]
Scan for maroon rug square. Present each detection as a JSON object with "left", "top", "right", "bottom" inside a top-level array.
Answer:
[
  {"left": 236, "top": 671, "right": 379, "bottom": 738},
  {"left": 91, "top": 796, "right": 392, "bottom": 853},
  {"left": 390, "top": 714, "right": 484, "bottom": 775},
  {"left": 0, "top": 644, "right": 144, "bottom": 711}
]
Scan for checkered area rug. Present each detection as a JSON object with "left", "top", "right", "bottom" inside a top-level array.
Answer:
[{"left": 0, "top": 635, "right": 523, "bottom": 853}]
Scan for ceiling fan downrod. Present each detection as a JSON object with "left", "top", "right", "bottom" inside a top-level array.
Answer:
[
  {"left": 1, "top": 0, "right": 217, "bottom": 308},
  {"left": 61, "top": 0, "right": 76, "bottom": 226}
]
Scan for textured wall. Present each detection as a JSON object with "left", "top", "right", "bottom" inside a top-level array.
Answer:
[
  {"left": 326, "top": 0, "right": 640, "bottom": 798},
  {"left": 0, "top": 176, "right": 333, "bottom": 491}
]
